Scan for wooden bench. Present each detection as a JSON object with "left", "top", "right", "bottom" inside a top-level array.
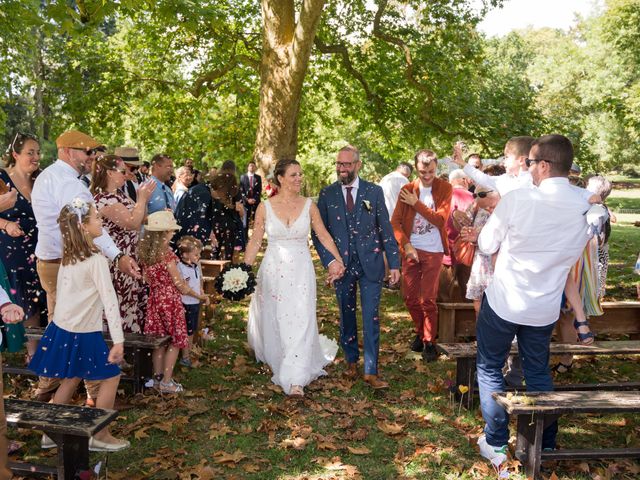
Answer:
[
  {"left": 437, "top": 340, "right": 640, "bottom": 410},
  {"left": 5, "top": 398, "right": 118, "bottom": 480},
  {"left": 493, "top": 391, "right": 640, "bottom": 479},
  {"left": 437, "top": 301, "right": 640, "bottom": 343},
  {"left": 201, "top": 259, "right": 229, "bottom": 319},
  {"left": 3, "top": 328, "right": 171, "bottom": 394}
]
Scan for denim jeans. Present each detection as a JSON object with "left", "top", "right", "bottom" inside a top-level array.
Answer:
[{"left": 476, "top": 295, "right": 558, "bottom": 449}]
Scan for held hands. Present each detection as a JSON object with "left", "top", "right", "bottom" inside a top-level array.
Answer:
[
  {"left": 235, "top": 201, "right": 245, "bottom": 217},
  {"left": 108, "top": 343, "right": 124, "bottom": 365},
  {"left": 200, "top": 294, "right": 211, "bottom": 306},
  {"left": 0, "top": 303, "right": 24, "bottom": 324},
  {"left": 118, "top": 255, "right": 142, "bottom": 279},
  {"left": 399, "top": 189, "right": 418, "bottom": 207},
  {"left": 136, "top": 180, "right": 157, "bottom": 203},
  {"left": 326, "top": 260, "right": 346, "bottom": 287}
]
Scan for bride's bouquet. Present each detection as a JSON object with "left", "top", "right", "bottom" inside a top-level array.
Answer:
[{"left": 214, "top": 263, "right": 257, "bottom": 301}]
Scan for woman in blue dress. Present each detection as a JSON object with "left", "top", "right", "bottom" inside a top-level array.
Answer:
[{"left": 0, "top": 133, "right": 47, "bottom": 357}]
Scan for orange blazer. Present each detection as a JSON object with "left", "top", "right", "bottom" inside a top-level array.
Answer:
[{"left": 391, "top": 177, "right": 453, "bottom": 257}]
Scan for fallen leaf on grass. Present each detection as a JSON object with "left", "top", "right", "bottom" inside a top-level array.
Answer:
[
  {"left": 346, "top": 446, "right": 371, "bottom": 455},
  {"left": 213, "top": 450, "right": 246, "bottom": 464},
  {"left": 280, "top": 437, "right": 308, "bottom": 450},
  {"left": 134, "top": 427, "right": 149, "bottom": 440},
  {"left": 377, "top": 420, "right": 404, "bottom": 436}
]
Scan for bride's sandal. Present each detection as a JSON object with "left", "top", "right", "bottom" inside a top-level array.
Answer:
[
  {"left": 289, "top": 385, "right": 304, "bottom": 397},
  {"left": 159, "top": 379, "right": 185, "bottom": 394},
  {"left": 573, "top": 318, "right": 595, "bottom": 345}
]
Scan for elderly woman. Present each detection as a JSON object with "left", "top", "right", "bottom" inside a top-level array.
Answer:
[
  {"left": 91, "top": 154, "right": 156, "bottom": 333},
  {"left": 0, "top": 133, "right": 47, "bottom": 358},
  {"left": 172, "top": 165, "right": 194, "bottom": 207}
]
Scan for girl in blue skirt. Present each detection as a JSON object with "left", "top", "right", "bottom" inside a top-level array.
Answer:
[{"left": 29, "top": 198, "right": 129, "bottom": 452}]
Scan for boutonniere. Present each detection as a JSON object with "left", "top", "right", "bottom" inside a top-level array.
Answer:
[{"left": 362, "top": 200, "right": 372, "bottom": 212}]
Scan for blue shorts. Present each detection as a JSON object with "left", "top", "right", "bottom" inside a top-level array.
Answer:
[{"left": 183, "top": 304, "right": 200, "bottom": 336}]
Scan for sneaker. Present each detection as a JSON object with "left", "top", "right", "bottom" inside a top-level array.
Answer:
[
  {"left": 41, "top": 434, "right": 56, "bottom": 449},
  {"left": 89, "top": 436, "right": 130, "bottom": 452},
  {"left": 422, "top": 342, "right": 438, "bottom": 362},
  {"left": 159, "top": 379, "right": 185, "bottom": 394},
  {"left": 178, "top": 358, "right": 193, "bottom": 368},
  {"left": 477, "top": 435, "right": 508, "bottom": 467},
  {"left": 410, "top": 335, "right": 424, "bottom": 353}
]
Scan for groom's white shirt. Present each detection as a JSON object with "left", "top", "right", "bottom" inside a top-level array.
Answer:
[{"left": 341, "top": 176, "right": 360, "bottom": 204}]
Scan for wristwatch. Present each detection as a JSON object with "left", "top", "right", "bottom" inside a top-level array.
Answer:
[{"left": 113, "top": 252, "right": 125, "bottom": 265}]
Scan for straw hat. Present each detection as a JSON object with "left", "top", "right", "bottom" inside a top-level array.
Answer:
[
  {"left": 114, "top": 146, "right": 143, "bottom": 166},
  {"left": 56, "top": 130, "right": 101, "bottom": 149},
  {"left": 145, "top": 211, "right": 180, "bottom": 231}
]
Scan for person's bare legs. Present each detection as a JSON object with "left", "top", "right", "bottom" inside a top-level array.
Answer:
[
  {"left": 555, "top": 311, "right": 576, "bottom": 368},
  {"left": 152, "top": 346, "right": 166, "bottom": 379},
  {"left": 23, "top": 312, "right": 40, "bottom": 359},
  {"left": 51, "top": 378, "right": 82, "bottom": 405},
  {"left": 162, "top": 346, "right": 180, "bottom": 384},
  {"left": 93, "top": 376, "right": 123, "bottom": 442}
]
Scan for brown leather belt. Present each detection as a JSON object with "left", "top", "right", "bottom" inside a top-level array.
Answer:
[{"left": 37, "top": 258, "right": 61, "bottom": 264}]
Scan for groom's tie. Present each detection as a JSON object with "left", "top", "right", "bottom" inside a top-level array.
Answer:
[{"left": 345, "top": 186, "right": 354, "bottom": 213}]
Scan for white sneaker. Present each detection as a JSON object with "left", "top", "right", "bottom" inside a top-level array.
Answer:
[{"left": 477, "top": 435, "right": 508, "bottom": 467}]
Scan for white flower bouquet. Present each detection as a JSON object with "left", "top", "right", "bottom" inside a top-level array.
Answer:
[{"left": 214, "top": 263, "right": 256, "bottom": 301}]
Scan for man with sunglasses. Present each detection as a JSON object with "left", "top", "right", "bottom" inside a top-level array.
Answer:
[
  {"left": 31, "top": 129, "right": 142, "bottom": 402},
  {"left": 470, "top": 135, "right": 592, "bottom": 467}
]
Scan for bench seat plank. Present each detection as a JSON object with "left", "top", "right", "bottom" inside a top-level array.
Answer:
[
  {"left": 493, "top": 391, "right": 640, "bottom": 415},
  {"left": 5, "top": 399, "right": 117, "bottom": 437},
  {"left": 437, "top": 340, "right": 640, "bottom": 358},
  {"left": 539, "top": 448, "right": 640, "bottom": 461}
]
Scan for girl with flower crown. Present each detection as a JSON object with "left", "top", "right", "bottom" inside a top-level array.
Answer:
[{"left": 29, "top": 198, "right": 129, "bottom": 452}]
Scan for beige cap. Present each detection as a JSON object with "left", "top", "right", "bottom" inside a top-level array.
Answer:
[
  {"left": 56, "top": 130, "right": 101, "bottom": 149},
  {"left": 145, "top": 211, "right": 180, "bottom": 231},
  {"left": 114, "top": 146, "right": 143, "bottom": 165}
]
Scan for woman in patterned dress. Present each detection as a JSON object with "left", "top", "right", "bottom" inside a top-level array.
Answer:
[{"left": 90, "top": 155, "right": 156, "bottom": 333}]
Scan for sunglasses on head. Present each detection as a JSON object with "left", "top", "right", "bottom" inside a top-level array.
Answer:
[{"left": 473, "top": 190, "right": 493, "bottom": 199}]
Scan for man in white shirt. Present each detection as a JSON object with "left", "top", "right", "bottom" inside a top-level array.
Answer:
[
  {"left": 453, "top": 136, "right": 535, "bottom": 196},
  {"left": 378, "top": 162, "right": 413, "bottom": 219},
  {"left": 31, "top": 129, "right": 140, "bottom": 400},
  {"left": 469, "top": 135, "right": 591, "bottom": 465}
]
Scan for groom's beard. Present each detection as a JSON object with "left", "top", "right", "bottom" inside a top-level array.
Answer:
[{"left": 338, "top": 171, "right": 356, "bottom": 185}]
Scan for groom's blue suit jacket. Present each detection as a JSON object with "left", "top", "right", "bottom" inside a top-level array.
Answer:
[{"left": 313, "top": 179, "right": 400, "bottom": 281}]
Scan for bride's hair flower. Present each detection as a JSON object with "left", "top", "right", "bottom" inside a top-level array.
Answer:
[{"left": 362, "top": 199, "right": 372, "bottom": 212}]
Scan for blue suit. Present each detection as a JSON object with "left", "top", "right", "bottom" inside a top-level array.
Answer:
[{"left": 313, "top": 178, "right": 400, "bottom": 375}]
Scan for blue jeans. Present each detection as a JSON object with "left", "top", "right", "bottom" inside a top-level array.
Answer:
[{"left": 476, "top": 295, "right": 558, "bottom": 449}]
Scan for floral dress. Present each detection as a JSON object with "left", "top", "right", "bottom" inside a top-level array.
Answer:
[
  {"left": 465, "top": 207, "right": 493, "bottom": 301},
  {"left": 143, "top": 251, "right": 188, "bottom": 348},
  {"left": 94, "top": 190, "right": 147, "bottom": 333}
]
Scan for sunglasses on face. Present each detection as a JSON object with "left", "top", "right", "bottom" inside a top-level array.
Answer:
[
  {"left": 71, "top": 147, "right": 96, "bottom": 156},
  {"left": 525, "top": 158, "right": 556, "bottom": 168},
  {"left": 473, "top": 190, "right": 493, "bottom": 199}
]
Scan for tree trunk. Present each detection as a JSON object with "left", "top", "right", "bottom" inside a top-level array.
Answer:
[{"left": 253, "top": 0, "right": 326, "bottom": 174}]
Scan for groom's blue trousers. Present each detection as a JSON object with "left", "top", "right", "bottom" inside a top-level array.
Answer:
[{"left": 334, "top": 267, "right": 383, "bottom": 375}]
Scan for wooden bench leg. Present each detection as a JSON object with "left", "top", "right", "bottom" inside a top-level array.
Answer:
[
  {"left": 516, "top": 413, "right": 545, "bottom": 480},
  {"left": 133, "top": 347, "right": 152, "bottom": 394},
  {"left": 53, "top": 433, "right": 89, "bottom": 480},
  {"left": 439, "top": 308, "right": 455, "bottom": 343},
  {"left": 455, "top": 358, "right": 476, "bottom": 410}
]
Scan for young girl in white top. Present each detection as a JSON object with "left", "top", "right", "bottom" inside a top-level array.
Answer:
[{"left": 29, "top": 198, "right": 129, "bottom": 452}]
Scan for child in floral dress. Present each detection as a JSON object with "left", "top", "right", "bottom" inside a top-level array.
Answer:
[{"left": 138, "top": 211, "right": 200, "bottom": 394}]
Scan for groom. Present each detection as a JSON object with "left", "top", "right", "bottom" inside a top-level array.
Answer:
[{"left": 313, "top": 145, "right": 400, "bottom": 389}]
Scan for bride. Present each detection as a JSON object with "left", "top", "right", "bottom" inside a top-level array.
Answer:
[{"left": 244, "top": 159, "right": 345, "bottom": 397}]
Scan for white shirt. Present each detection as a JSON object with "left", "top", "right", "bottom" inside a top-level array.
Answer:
[
  {"left": 341, "top": 176, "right": 360, "bottom": 207},
  {"left": 32, "top": 160, "right": 120, "bottom": 261},
  {"left": 178, "top": 261, "right": 202, "bottom": 305},
  {"left": 463, "top": 164, "right": 532, "bottom": 196},
  {"left": 378, "top": 171, "right": 409, "bottom": 218},
  {"left": 478, "top": 177, "right": 591, "bottom": 327},
  {"left": 53, "top": 254, "right": 124, "bottom": 344},
  {"left": 409, "top": 186, "right": 443, "bottom": 253}
]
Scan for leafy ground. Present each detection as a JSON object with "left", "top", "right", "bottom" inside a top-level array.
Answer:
[{"left": 5, "top": 186, "right": 640, "bottom": 480}]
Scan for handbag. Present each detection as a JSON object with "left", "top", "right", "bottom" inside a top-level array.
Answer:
[{"left": 453, "top": 236, "right": 475, "bottom": 266}]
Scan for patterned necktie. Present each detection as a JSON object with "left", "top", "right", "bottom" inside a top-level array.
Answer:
[{"left": 345, "top": 186, "right": 354, "bottom": 213}]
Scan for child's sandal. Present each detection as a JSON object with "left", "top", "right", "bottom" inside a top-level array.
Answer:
[
  {"left": 159, "top": 380, "right": 184, "bottom": 394},
  {"left": 573, "top": 318, "right": 595, "bottom": 345}
]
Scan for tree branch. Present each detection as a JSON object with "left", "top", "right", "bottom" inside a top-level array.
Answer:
[{"left": 190, "top": 54, "right": 259, "bottom": 98}]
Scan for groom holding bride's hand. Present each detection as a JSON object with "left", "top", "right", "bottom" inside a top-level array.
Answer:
[{"left": 313, "top": 145, "right": 400, "bottom": 389}]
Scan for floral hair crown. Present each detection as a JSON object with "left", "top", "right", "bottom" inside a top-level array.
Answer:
[{"left": 69, "top": 197, "right": 91, "bottom": 223}]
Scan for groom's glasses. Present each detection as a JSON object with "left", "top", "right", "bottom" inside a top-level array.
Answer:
[{"left": 336, "top": 161, "right": 356, "bottom": 168}]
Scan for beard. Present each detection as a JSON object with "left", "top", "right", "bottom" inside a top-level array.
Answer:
[{"left": 338, "top": 170, "right": 356, "bottom": 185}]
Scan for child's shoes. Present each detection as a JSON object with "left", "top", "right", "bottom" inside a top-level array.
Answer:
[
  {"left": 159, "top": 379, "right": 184, "bottom": 394},
  {"left": 178, "top": 358, "right": 193, "bottom": 368}
]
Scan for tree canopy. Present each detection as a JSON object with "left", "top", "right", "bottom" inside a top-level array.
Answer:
[{"left": 1, "top": 0, "right": 639, "bottom": 191}]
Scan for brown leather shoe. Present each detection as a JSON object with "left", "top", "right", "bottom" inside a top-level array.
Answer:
[
  {"left": 363, "top": 374, "right": 389, "bottom": 390},
  {"left": 343, "top": 362, "right": 358, "bottom": 380}
]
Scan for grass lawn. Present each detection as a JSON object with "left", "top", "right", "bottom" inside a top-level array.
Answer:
[{"left": 6, "top": 186, "right": 640, "bottom": 480}]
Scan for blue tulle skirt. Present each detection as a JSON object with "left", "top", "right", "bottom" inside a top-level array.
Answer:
[{"left": 29, "top": 322, "right": 120, "bottom": 380}]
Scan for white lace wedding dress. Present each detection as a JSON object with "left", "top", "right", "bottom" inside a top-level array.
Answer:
[{"left": 247, "top": 198, "right": 338, "bottom": 394}]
